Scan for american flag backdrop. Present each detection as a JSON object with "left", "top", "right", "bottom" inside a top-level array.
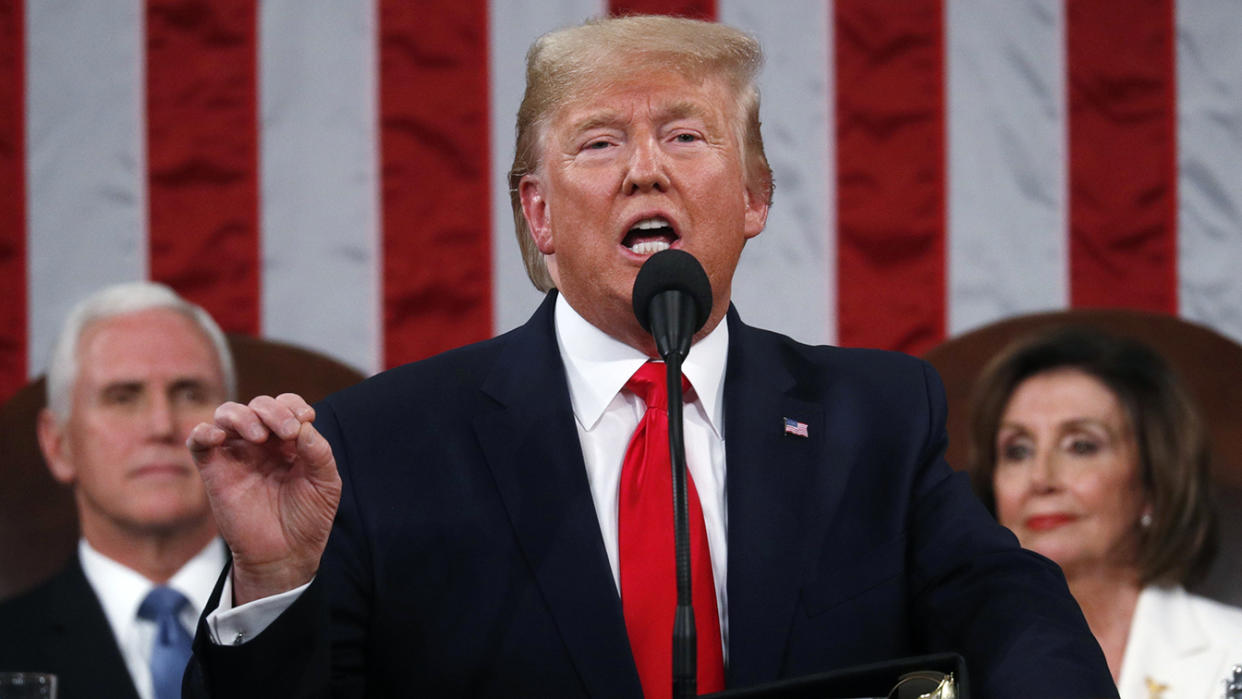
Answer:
[{"left": 1, "top": 0, "right": 1241, "bottom": 404}]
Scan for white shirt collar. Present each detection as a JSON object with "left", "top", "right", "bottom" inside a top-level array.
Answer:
[
  {"left": 553, "top": 293, "right": 729, "bottom": 437},
  {"left": 79, "top": 536, "right": 227, "bottom": 635}
]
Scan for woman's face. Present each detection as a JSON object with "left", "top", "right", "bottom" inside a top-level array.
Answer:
[{"left": 992, "top": 368, "right": 1149, "bottom": 580}]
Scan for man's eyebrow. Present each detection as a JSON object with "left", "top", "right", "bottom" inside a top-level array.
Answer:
[
  {"left": 563, "top": 101, "right": 715, "bottom": 139},
  {"left": 659, "top": 101, "right": 709, "bottom": 122},
  {"left": 567, "top": 110, "right": 626, "bottom": 135},
  {"left": 169, "top": 377, "right": 210, "bottom": 392},
  {"left": 101, "top": 379, "right": 143, "bottom": 391}
]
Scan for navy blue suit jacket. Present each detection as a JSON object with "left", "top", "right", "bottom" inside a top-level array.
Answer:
[
  {"left": 189, "top": 293, "right": 1116, "bottom": 697},
  {"left": 0, "top": 555, "right": 141, "bottom": 699}
]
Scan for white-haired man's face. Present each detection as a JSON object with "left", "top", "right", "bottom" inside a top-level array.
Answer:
[{"left": 39, "top": 308, "right": 226, "bottom": 540}]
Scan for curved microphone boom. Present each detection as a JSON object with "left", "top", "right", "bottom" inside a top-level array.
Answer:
[
  {"left": 631, "top": 249, "right": 713, "bottom": 363},
  {"left": 631, "top": 249, "right": 712, "bottom": 699}
]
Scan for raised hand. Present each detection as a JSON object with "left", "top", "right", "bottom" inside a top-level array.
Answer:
[{"left": 187, "top": 393, "right": 342, "bottom": 605}]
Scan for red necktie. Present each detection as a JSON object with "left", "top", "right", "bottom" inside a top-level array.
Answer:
[{"left": 619, "top": 362, "right": 725, "bottom": 698}]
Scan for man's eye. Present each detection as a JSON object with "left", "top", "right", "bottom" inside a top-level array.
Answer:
[
  {"left": 174, "top": 385, "right": 206, "bottom": 404},
  {"left": 102, "top": 386, "right": 141, "bottom": 405},
  {"left": 585, "top": 140, "right": 611, "bottom": 150},
  {"left": 673, "top": 133, "right": 699, "bottom": 143}
]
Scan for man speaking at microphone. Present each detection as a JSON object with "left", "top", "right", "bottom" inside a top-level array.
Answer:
[{"left": 185, "top": 14, "right": 1116, "bottom": 698}]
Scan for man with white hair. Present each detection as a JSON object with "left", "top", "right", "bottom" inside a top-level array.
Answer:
[{"left": 0, "top": 282, "right": 233, "bottom": 699}]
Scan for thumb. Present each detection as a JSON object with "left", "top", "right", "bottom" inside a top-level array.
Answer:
[
  {"left": 295, "top": 422, "right": 338, "bottom": 483},
  {"left": 187, "top": 422, "right": 226, "bottom": 455}
]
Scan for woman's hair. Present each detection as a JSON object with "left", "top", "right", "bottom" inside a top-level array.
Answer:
[
  {"left": 506, "top": 14, "right": 774, "bottom": 292},
  {"left": 967, "top": 325, "right": 1217, "bottom": 586}
]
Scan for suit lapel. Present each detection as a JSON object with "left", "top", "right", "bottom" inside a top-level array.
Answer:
[
  {"left": 722, "top": 312, "right": 850, "bottom": 687},
  {"left": 50, "top": 558, "right": 142, "bottom": 699},
  {"left": 1123, "top": 586, "right": 1228, "bottom": 698},
  {"left": 472, "top": 293, "right": 642, "bottom": 697}
]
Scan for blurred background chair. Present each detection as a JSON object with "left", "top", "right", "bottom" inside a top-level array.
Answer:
[
  {"left": 924, "top": 309, "right": 1242, "bottom": 608},
  {"left": 0, "top": 335, "right": 365, "bottom": 601}
]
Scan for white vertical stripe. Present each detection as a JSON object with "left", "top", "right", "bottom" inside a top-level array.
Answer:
[
  {"left": 259, "top": 0, "right": 380, "bottom": 375},
  {"left": 20, "top": 3, "right": 1242, "bottom": 381},
  {"left": 1176, "top": 1, "right": 1242, "bottom": 346},
  {"left": 489, "top": 0, "right": 607, "bottom": 336},
  {"left": 946, "top": 0, "right": 1067, "bottom": 337},
  {"left": 25, "top": 0, "right": 147, "bottom": 376},
  {"left": 720, "top": 1, "right": 834, "bottom": 347}
]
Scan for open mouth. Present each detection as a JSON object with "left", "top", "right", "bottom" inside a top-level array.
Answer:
[{"left": 622, "top": 216, "right": 678, "bottom": 255}]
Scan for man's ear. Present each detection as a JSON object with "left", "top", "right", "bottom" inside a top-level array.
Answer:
[
  {"left": 519, "top": 175, "right": 556, "bottom": 254},
  {"left": 37, "top": 408, "right": 76, "bottom": 485},
  {"left": 742, "top": 183, "right": 770, "bottom": 241}
]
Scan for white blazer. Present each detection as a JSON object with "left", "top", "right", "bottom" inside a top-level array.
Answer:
[{"left": 1118, "top": 585, "right": 1242, "bottom": 699}]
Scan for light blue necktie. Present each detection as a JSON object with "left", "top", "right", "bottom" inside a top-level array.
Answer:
[{"left": 137, "top": 586, "right": 194, "bottom": 699}]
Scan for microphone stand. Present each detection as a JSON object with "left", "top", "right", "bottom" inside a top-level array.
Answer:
[
  {"left": 650, "top": 292, "right": 699, "bottom": 699},
  {"left": 665, "top": 353, "right": 696, "bottom": 699}
]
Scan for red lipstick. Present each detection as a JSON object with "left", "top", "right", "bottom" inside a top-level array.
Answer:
[{"left": 1025, "top": 514, "right": 1077, "bottom": 531}]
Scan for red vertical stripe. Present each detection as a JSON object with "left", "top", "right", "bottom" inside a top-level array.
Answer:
[
  {"left": 835, "top": 1, "right": 946, "bottom": 353},
  {"left": 0, "top": 0, "right": 25, "bottom": 401},
  {"left": 1067, "top": 0, "right": 1177, "bottom": 312},
  {"left": 609, "top": 0, "right": 716, "bottom": 20},
  {"left": 379, "top": 0, "right": 492, "bottom": 368},
  {"left": 146, "top": 0, "right": 260, "bottom": 335}
]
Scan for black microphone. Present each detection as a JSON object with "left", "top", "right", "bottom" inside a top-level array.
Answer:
[
  {"left": 631, "top": 249, "right": 712, "bottom": 699},
  {"left": 631, "top": 249, "right": 713, "bottom": 363}
]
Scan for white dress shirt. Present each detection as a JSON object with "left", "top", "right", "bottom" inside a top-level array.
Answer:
[
  {"left": 79, "top": 537, "right": 226, "bottom": 699},
  {"left": 211, "top": 294, "right": 734, "bottom": 652},
  {"left": 554, "top": 293, "right": 731, "bottom": 646}
]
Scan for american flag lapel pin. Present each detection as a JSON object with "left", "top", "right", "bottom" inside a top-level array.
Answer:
[{"left": 783, "top": 417, "right": 809, "bottom": 438}]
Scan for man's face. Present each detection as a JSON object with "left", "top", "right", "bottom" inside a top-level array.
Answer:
[
  {"left": 40, "top": 308, "right": 226, "bottom": 539},
  {"left": 519, "top": 68, "right": 769, "bottom": 353}
]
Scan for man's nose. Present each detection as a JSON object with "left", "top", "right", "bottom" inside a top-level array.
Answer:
[
  {"left": 145, "top": 393, "right": 178, "bottom": 440},
  {"left": 622, "top": 137, "right": 670, "bottom": 193}
]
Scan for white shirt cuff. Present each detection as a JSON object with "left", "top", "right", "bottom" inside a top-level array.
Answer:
[{"left": 205, "top": 568, "right": 311, "bottom": 646}]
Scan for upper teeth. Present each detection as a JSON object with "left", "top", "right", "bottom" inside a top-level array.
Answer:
[{"left": 631, "top": 217, "right": 670, "bottom": 230}]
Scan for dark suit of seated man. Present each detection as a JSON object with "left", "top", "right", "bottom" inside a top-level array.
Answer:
[
  {"left": 183, "top": 15, "right": 1120, "bottom": 699},
  {"left": 0, "top": 282, "right": 233, "bottom": 699}
]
